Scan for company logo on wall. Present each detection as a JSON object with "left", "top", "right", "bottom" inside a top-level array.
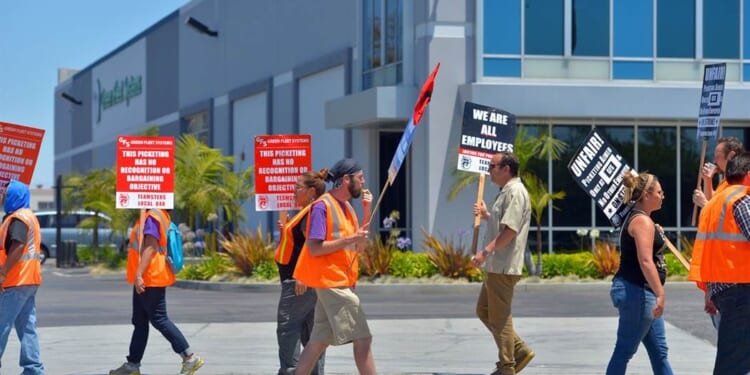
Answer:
[
  {"left": 91, "top": 38, "right": 146, "bottom": 139},
  {"left": 96, "top": 75, "right": 143, "bottom": 123}
]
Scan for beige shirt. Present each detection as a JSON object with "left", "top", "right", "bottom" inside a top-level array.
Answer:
[{"left": 483, "top": 177, "right": 531, "bottom": 275}]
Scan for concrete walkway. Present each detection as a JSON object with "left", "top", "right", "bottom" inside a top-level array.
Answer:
[{"left": 3, "top": 317, "right": 715, "bottom": 375}]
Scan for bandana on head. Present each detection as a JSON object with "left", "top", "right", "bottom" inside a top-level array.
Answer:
[
  {"left": 326, "top": 158, "right": 362, "bottom": 183},
  {"left": 4, "top": 180, "right": 30, "bottom": 213}
]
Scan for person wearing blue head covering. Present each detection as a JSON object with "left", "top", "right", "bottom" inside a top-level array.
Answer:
[{"left": 0, "top": 180, "right": 45, "bottom": 374}]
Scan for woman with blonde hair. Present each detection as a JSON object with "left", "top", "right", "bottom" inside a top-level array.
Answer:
[
  {"left": 606, "top": 171, "right": 673, "bottom": 375},
  {"left": 275, "top": 169, "right": 328, "bottom": 375}
]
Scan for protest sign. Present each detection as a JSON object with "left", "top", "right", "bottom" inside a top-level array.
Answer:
[
  {"left": 254, "top": 134, "right": 312, "bottom": 211},
  {"left": 0, "top": 121, "right": 45, "bottom": 191},
  {"left": 116, "top": 136, "right": 174, "bottom": 209},
  {"left": 568, "top": 128, "right": 633, "bottom": 227},
  {"left": 456, "top": 102, "right": 517, "bottom": 174},
  {"left": 696, "top": 63, "right": 726, "bottom": 139}
]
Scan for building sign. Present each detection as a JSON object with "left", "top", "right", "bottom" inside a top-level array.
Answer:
[
  {"left": 92, "top": 38, "right": 146, "bottom": 141},
  {"left": 96, "top": 75, "right": 143, "bottom": 123},
  {"left": 116, "top": 136, "right": 174, "bottom": 209},
  {"left": 0, "top": 121, "right": 45, "bottom": 192},
  {"left": 568, "top": 128, "right": 633, "bottom": 227},
  {"left": 457, "top": 101, "right": 517, "bottom": 174},
  {"left": 254, "top": 134, "right": 312, "bottom": 211},
  {"left": 696, "top": 63, "right": 726, "bottom": 139}
]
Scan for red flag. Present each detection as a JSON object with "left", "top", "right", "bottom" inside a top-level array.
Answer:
[{"left": 412, "top": 63, "right": 440, "bottom": 125}]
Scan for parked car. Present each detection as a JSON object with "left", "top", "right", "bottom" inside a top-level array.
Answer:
[{"left": 35, "top": 211, "right": 125, "bottom": 264}]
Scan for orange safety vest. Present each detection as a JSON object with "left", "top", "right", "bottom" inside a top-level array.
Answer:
[
  {"left": 0, "top": 208, "right": 42, "bottom": 288},
  {"left": 275, "top": 204, "right": 313, "bottom": 265},
  {"left": 690, "top": 184, "right": 750, "bottom": 284},
  {"left": 293, "top": 193, "right": 360, "bottom": 288},
  {"left": 126, "top": 209, "right": 175, "bottom": 287}
]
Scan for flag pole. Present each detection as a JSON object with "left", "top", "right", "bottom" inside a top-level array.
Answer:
[
  {"left": 470, "top": 174, "right": 486, "bottom": 254},
  {"left": 366, "top": 179, "right": 390, "bottom": 228}
]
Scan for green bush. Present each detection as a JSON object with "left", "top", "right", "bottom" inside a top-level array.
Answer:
[
  {"left": 76, "top": 245, "right": 126, "bottom": 269},
  {"left": 388, "top": 251, "right": 438, "bottom": 278},
  {"left": 177, "top": 253, "right": 234, "bottom": 280},
  {"left": 540, "top": 252, "right": 598, "bottom": 279},
  {"left": 253, "top": 260, "right": 279, "bottom": 280},
  {"left": 664, "top": 252, "right": 688, "bottom": 277}
]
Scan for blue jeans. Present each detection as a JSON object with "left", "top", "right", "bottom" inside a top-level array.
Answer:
[
  {"left": 606, "top": 277, "right": 673, "bottom": 375},
  {"left": 127, "top": 287, "right": 190, "bottom": 364},
  {"left": 712, "top": 284, "right": 750, "bottom": 375},
  {"left": 276, "top": 279, "right": 324, "bottom": 375},
  {"left": 0, "top": 285, "right": 45, "bottom": 375}
]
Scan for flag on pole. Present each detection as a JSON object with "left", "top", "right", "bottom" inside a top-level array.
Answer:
[{"left": 387, "top": 63, "right": 440, "bottom": 184}]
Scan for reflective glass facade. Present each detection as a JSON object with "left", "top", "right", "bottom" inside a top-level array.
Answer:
[
  {"left": 482, "top": 0, "right": 750, "bottom": 81},
  {"left": 519, "top": 123, "right": 749, "bottom": 251}
]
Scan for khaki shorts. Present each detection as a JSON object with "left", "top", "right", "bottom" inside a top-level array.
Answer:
[{"left": 310, "top": 287, "right": 372, "bottom": 346}]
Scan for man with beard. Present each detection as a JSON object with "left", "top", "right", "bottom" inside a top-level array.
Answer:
[
  {"left": 693, "top": 136, "right": 743, "bottom": 207},
  {"left": 292, "top": 158, "right": 376, "bottom": 375}
]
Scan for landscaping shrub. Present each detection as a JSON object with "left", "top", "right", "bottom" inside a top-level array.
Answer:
[
  {"left": 178, "top": 253, "right": 234, "bottom": 280},
  {"left": 589, "top": 240, "right": 620, "bottom": 277},
  {"left": 422, "top": 228, "right": 482, "bottom": 281},
  {"left": 388, "top": 251, "right": 438, "bottom": 278},
  {"left": 540, "top": 252, "right": 598, "bottom": 278},
  {"left": 253, "top": 260, "right": 279, "bottom": 280},
  {"left": 219, "top": 226, "right": 274, "bottom": 276},
  {"left": 359, "top": 235, "right": 397, "bottom": 277}
]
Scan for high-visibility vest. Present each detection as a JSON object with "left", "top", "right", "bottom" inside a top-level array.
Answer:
[
  {"left": 293, "top": 193, "right": 360, "bottom": 288},
  {"left": 126, "top": 209, "right": 175, "bottom": 287},
  {"left": 0, "top": 208, "right": 42, "bottom": 288},
  {"left": 690, "top": 184, "right": 750, "bottom": 284},
  {"left": 275, "top": 204, "right": 313, "bottom": 265}
]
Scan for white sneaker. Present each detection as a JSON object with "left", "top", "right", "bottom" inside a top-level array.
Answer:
[{"left": 179, "top": 355, "right": 204, "bottom": 375}]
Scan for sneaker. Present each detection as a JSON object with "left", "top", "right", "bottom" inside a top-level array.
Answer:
[
  {"left": 180, "top": 355, "right": 204, "bottom": 375},
  {"left": 109, "top": 362, "right": 140, "bottom": 375},
  {"left": 515, "top": 351, "right": 535, "bottom": 373}
]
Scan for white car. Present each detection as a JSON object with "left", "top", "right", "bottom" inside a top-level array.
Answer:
[{"left": 35, "top": 211, "right": 125, "bottom": 264}]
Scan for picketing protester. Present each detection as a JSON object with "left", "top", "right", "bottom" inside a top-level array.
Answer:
[
  {"left": 0, "top": 180, "right": 45, "bottom": 375},
  {"left": 606, "top": 171, "right": 673, "bottom": 375},
  {"left": 275, "top": 169, "right": 328, "bottom": 375},
  {"left": 690, "top": 151, "right": 750, "bottom": 375},
  {"left": 110, "top": 209, "right": 203, "bottom": 375},
  {"left": 471, "top": 151, "right": 534, "bottom": 375},
  {"left": 292, "top": 158, "right": 376, "bottom": 375}
]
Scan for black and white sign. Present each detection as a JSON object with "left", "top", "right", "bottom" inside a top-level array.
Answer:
[
  {"left": 696, "top": 63, "right": 726, "bottom": 139},
  {"left": 457, "top": 102, "right": 517, "bottom": 174},
  {"left": 568, "top": 128, "right": 633, "bottom": 227}
]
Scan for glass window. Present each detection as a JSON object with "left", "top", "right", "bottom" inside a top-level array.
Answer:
[
  {"left": 613, "top": 61, "right": 653, "bottom": 80},
  {"left": 519, "top": 124, "right": 550, "bottom": 225},
  {"left": 703, "top": 0, "right": 740, "bottom": 59},
  {"left": 185, "top": 111, "right": 210, "bottom": 145},
  {"left": 385, "top": 0, "right": 402, "bottom": 65},
  {"left": 483, "top": 58, "right": 521, "bottom": 77},
  {"left": 745, "top": 0, "right": 750, "bottom": 58},
  {"left": 613, "top": 0, "right": 653, "bottom": 57},
  {"left": 657, "top": 0, "right": 695, "bottom": 58},
  {"left": 525, "top": 0, "right": 564, "bottom": 55},
  {"left": 484, "top": 0, "right": 521, "bottom": 54},
  {"left": 552, "top": 125, "right": 593, "bottom": 227},
  {"left": 363, "top": 0, "right": 402, "bottom": 89},
  {"left": 572, "top": 0, "right": 609, "bottom": 56},
  {"left": 594, "top": 126, "right": 635, "bottom": 226},
  {"left": 638, "top": 127, "right": 677, "bottom": 227}
]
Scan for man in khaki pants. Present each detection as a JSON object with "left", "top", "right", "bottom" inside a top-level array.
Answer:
[{"left": 472, "top": 151, "right": 534, "bottom": 375}]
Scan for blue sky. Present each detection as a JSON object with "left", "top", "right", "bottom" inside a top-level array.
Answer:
[{"left": 0, "top": 0, "right": 187, "bottom": 188}]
